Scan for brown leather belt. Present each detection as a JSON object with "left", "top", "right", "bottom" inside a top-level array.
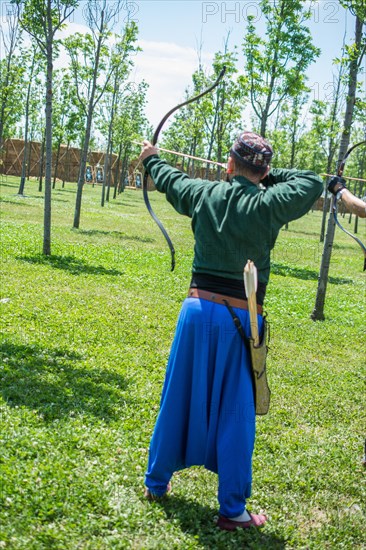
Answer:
[{"left": 188, "top": 288, "right": 263, "bottom": 315}]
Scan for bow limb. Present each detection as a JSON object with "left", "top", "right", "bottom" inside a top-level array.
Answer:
[
  {"left": 332, "top": 140, "right": 366, "bottom": 270},
  {"left": 143, "top": 66, "right": 227, "bottom": 271}
]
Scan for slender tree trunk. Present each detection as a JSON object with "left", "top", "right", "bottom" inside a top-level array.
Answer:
[
  {"left": 101, "top": 142, "right": 110, "bottom": 206},
  {"left": 311, "top": 15, "right": 363, "bottom": 320},
  {"left": 74, "top": 107, "right": 93, "bottom": 227},
  {"left": 27, "top": 129, "right": 34, "bottom": 180},
  {"left": 119, "top": 150, "right": 128, "bottom": 193},
  {"left": 216, "top": 79, "right": 225, "bottom": 182},
  {"left": 18, "top": 51, "right": 36, "bottom": 195},
  {"left": 43, "top": 29, "right": 53, "bottom": 256},
  {"left": 101, "top": 155, "right": 107, "bottom": 206},
  {"left": 0, "top": 20, "right": 18, "bottom": 153},
  {"left": 62, "top": 141, "right": 70, "bottom": 187},
  {"left": 53, "top": 140, "right": 62, "bottom": 188},
  {"left": 38, "top": 129, "right": 46, "bottom": 192},
  {"left": 320, "top": 69, "right": 343, "bottom": 242},
  {"left": 260, "top": 42, "right": 279, "bottom": 138},
  {"left": 102, "top": 77, "right": 118, "bottom": 206},
  {"left": 105, "top": 139, "right": 113, "bottom": 202},
  {"left": 73, "top": 12, "right": 105, "bottom": 228},
  {"left": 205, "top": 109, "right": 218, "bottom": 180},
  {"left": 113, "top": 142, "right": 122, "bottom": 198}
]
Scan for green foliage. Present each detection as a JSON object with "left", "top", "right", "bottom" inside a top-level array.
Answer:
[
  {"left": 161, "top": 49, "right": 244, "bottom": 174},
  {"left": 0, "top": 10, "right": 24, "bottom": 145},
  {"left": 51, "top": 68, "right": 85, "bottom": 149},
  {"left": 243, "top": 0, "right": 321, "bottom": 136},
  {"left": 12, "top": 0, "right": 78, "bottom": 53},
  {"left": 339, "top": 0, "right": 366, "bottom": 21},
  {"left": 0, "top": 177, "right": 365, "bottom": 548},
  {"left": 0, "top": 56, "right": 25, "bottom": 140}
]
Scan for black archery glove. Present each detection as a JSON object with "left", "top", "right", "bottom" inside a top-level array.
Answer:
[{"left": 328, "top": 176, "right": 347, "bottom": 195}]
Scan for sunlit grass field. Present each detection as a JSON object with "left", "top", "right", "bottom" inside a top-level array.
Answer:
[{"left": 1, "top": 175, "right": 365, "bottom": 549}]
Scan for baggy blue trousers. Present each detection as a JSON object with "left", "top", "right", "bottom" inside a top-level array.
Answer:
[{"left": 145, "top": 297, "right": 263, "bottom": 518}]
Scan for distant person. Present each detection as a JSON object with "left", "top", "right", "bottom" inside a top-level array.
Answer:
[
  {"left": 140, "top": 132, "right": 323, "bottom": 530},
  {"left": 328, "top": 176, "right": 366, "bottom": 218}
]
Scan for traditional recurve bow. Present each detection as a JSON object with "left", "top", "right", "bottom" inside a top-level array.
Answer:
[
  {"left": 142, "top": 67, "right": 226, "bottom": 271},
  {"left": 332, "top": 140, "right": 366, "bottom": 270}
]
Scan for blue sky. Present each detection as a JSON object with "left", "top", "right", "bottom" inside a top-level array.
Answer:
[
  {"left": 1, "top": 1, "right": 363, "bottom": 129},
  {"left": 105, "top": 0, "right": 362, "bottom": 127}
]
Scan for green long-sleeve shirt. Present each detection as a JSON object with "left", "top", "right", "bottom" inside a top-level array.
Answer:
[{"left": 143, "top": 155, "right": 323, "bottom": 284}]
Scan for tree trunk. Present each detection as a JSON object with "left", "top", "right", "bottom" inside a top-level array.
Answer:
[
  {"left": 0, "top": 18, "right": 18, "bottom": 153},
  {"left": 260, "top": 38, "right": 280, "bottom": 138},
  {"left": 62, "top": 141, "right": 70, "bottom": 187},
  {"left": 74, "top": 114, "right": 92, "bottom": 227},
  {"left": 73, "top": 11, "right": 105, "bottom": 228},
  {"left": 113, "top": 142, "right": 122, "bottom": 198},
  {"left": 205, "top": 110, "right": 218, "bottom": 180},
  {"left": 43, "top": 29, "right": 53, "bottom": 256},
  {"left": 102, "top": 76, "right": 118, "bottom": 205},
  {"left": 311, "top": 15, "right": 364, "bottom": 321},
  {"left": 18, "top": 51, "right": 36, "bottom": 195},
  {"left": 119, "top": 149, "right": 128, "bottom": 193},
  {"left": 320, "top": 68, "right": 343, "bottom": 242},
  {"left": 53, "top": 140, "right": 62, "bottom": 188},
  {"left": 38, "top": 129, "right": 46, "bottom": 192},
  {"left": 105, "top": 139, "right": 113, "bottom": 202}
]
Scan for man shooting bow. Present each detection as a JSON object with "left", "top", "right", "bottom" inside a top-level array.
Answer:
[{"left": 140, "top": 131, "right": 323, "bottom": 530}]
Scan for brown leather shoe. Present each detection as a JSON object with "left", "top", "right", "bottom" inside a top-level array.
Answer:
[
  {"left": 217, "top": 512, "right": 267, "bottom": 530},
  {"left": 144, "top": 482, "right": 172, "bottom": 501}
]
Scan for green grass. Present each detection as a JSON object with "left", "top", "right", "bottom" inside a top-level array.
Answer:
[{"left": 0, "top": 175, "right": 365, "bottom": 549}]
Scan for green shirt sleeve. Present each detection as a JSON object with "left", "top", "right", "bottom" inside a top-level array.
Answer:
[
  {"left": 262, "top": 168, "right": 323, "bottom": 229},
  {"left": 143, "top": 155, "right": 207, "bottom": 217}
]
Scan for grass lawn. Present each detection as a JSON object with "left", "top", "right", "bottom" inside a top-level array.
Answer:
[{"left": 0, "top": 175, "right": 365, "bottom": 549}]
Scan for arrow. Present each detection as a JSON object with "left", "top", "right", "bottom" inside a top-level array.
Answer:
[
  {"left": 244, "top": 260, "right": 259, "bottom": 346},
  {"left": 132, "top": 140, "right": 227, "bottom": 168}
]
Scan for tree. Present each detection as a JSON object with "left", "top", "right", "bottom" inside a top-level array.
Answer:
[
  {"left": 0, "top": 6, "right": 24, "bottom": 153},
  {"left": 242, "top": 0, "right": 320, "bottom": 137},
  {"left": 161, "top": 47, "right": 243, "bottom": 180},
  {"left": 51, "top": 68, "right": 82, "bottom": 188},
  {"left": 13, "top": 0, "right": 78, "bottom": 255},
  {"left": 97, "top": 23, "right": 140, "bottom": 205},
  {"left": 108, "top": 81, "right": 149, "bottom": 195},
  {"left": 18, "top": 43, "right": 42, "bottom": 195},
  {"left": 202, "top": 49, "right": 244, "bottom": 180},
  {"left": 311, "top": 9, "right": 365, "bottom": 320},
  {"left": 64, "top": 0, "right": 126, "bottom": 228}
]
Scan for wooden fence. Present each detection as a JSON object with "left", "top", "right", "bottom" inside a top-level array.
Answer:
[
  {"left": 1, "top": 139, "right": 363, "bottom": 213},
  {"left": 0, "top": 138, "right": 149, "bottom": 188},
  {"left": 0, "top": 138, "right": 229, "bottom": 191}
]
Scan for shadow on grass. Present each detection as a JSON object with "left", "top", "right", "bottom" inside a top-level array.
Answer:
[
  {"left": 17, "top": 254, "right": 124, "bottom": 277},
  {"left": 54, "top": 187, "right": 76, "bottom": 193},
  {"left": 78, "top": 228, "right": 154, "bottom": 243},
  {"left": 271, "top": 262, "right": 352, "bottom": 285},
  {"left": 48, "top": 197, "right": 70, "bottom": 203},
  {"left": 280, "top": 227, "right": 320, "bottom": 238},
  {"left": 0, "top": 182, "right": 20, "bottom": 188},
  {"left": 0, "top": 197, "right": 37, "bottom": 206},
  {"left": 0, "top": 341, "right": 129, "bottom": 422},
  {"left": 2, "top": 195, "right": 68, "bottom": 204},
  {"left": 157, "top": 495, "right": 286, "bottom": 549}
]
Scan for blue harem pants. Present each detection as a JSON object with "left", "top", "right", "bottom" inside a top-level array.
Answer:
[{"left": 145, "top": 296, "right": 263, "bottom": 518}]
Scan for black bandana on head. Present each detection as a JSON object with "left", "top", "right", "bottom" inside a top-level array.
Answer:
[{"left": 231, "top": 132, "right": 273, "bottom": 168}]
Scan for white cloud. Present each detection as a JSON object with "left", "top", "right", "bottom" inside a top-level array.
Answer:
[
  {"left": 133, "top": 39, "right": 214, "bottom": 128},
  {"left": 55, "top": 29, "right": 213, "bottom": 129},
  {"left": 1, "top": 17, "right": 215, "bottom": 131},
  {"left": 56, "top": 27, "right": 215, "bottom": 128}
]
